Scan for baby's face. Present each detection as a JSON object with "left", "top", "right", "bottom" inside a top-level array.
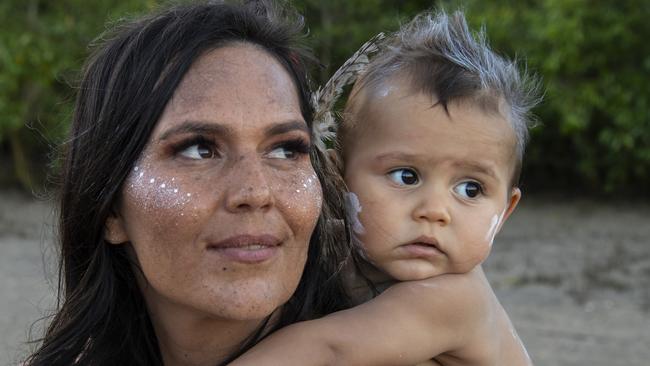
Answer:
[{"left": 343, "top": 88, "right": 520, "bottom": 281}]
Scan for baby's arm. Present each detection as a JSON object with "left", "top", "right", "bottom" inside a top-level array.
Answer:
[{"left": 229, "top": 267, "right": 530, "bottom": 366}]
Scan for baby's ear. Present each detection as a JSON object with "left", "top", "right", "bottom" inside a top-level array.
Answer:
[
  {"left": 104, "top": 212, "right": 129, "bottom": 245},
  {"left": 502, "top": 187, "right": 521, "bottom": 224}
]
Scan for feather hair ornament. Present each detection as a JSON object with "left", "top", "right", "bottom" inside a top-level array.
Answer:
[{"left": 311, "top": 32, "right": 385, "bottom": 152}]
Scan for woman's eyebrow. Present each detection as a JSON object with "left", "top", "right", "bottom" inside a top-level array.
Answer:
[
  {"left": 158, "top": 121, "right": 232, "bottom": 141},
  {"left": 264, "top": 120, "right": 309, "bottom": 138}
]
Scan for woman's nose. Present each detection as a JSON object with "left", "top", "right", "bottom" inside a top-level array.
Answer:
[
  {"left": 411, "top": 190, "right": 451, "bottom": 225},
  {"left": 224, "top": 155, "right": 274, "bottom": 212}
]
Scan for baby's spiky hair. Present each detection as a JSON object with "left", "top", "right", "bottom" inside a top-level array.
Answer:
[{"left": 340, "top": 9, "right": 542, "bottom": 186}]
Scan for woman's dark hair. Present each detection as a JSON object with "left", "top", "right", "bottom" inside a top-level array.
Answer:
[{"left": 25, "top": 1, "right": 350, "bottom": 365}]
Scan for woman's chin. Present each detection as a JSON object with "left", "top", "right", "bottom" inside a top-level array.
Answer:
[{"left": 194, "top": 279, "right": 297, "bottom": 322}]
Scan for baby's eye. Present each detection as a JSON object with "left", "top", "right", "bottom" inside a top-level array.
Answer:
[
  {"left": 388, "top": 168, "right": 419, "bottom": 186},
  {"left": 453, "top": 181, "right": 483, "bottom": 199},
  {"left": 179, "top": 143, "right": 217, "bottom": 160}
]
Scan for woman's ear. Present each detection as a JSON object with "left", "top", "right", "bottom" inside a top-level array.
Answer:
[{"left": 104, "top": 213, "right": 129, "bottom": 245}]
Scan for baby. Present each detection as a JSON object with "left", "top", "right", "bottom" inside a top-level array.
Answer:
[{"left": 230, "top": 9, "right": 540, "bottom": 366}]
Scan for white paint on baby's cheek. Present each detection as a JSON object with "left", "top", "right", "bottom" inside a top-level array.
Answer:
[
  {"left": 485, "top": 214, "right": 500, "bottom": 247},
  {"left": 344, "top": 192, "right": 364, "bottom": 235},
  {"left": 484, "top": 209, "right": 507, "bottom": 247},
  {"left": 344, "top": 191, "right": 372, "bottom": 261}
]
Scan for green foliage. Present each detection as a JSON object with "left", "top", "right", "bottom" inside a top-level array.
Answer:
[
  {"left": 455, "top": 0, "right": 650, "bottom": 194},
  {"left": 1, "top": 0, "right": 649, "bottom": 195},
  {"left": 0, "top": 0, "right": 155, "bottom": 188},
  {"left": 293, "top": 0, "right": 433, "bottom": 84}
]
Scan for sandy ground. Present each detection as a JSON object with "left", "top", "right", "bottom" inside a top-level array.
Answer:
[{"left": 1, "top": 190, "right": 649, "bottom": 365}]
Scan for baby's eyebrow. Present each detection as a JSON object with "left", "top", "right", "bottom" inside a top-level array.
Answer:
[
  {"left": 374, "top": 152, "right": 422, "bottom": 163},
  {"left": 451, "top": 161, "right": 499, "bottom": 180}
]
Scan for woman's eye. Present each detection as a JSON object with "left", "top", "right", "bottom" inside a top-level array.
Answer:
[
  {"left": 388, "top": 168, "right": 419, "bottom": 186},
  {"left": 266, "top": 139, "right": 309, "bottom": 160},
  {"left": 179, "top": 143, "right": 217, "bottom": 160},
  {"left": 267, "top": 147, "right": 297, "bottom": 159},
  {"left": 454, "top": 181, "right": 483, "bottom": 199}
]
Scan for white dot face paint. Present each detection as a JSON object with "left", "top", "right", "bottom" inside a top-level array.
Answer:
[
  {"left": 126, "top": 163, "right": 193, "bottom": 212},
  {"left": 345, "top": 191, "right": 365, "bottom": 235},
  {"left": 278, "top": 171, "right": 322, "bottom": 225}
]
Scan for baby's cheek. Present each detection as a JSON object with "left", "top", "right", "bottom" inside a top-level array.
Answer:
[
  {"left": 484, "top": 210, "right": 506, "bottom": 248},
  {"left": 464, "top": 212, "right": 504, "bottom": 266}
]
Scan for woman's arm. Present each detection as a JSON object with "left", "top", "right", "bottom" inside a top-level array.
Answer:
[{"left": 228, "top": 267, "right": 530, "bottom": 366}]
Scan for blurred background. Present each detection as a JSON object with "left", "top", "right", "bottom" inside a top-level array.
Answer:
[{"left": 1, "top": 1, "right": 649, "bottom": 365}]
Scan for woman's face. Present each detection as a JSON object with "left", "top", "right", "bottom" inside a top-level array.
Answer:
[{"left": 109, "top": 44, "right": 322, "bottom": 321}]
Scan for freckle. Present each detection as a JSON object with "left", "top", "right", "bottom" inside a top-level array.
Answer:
[
  {"left": 150, "top": 178, "right": 155, "bottom": 183},
  {"left": 222, "top": 267, "right": 227, "bottom": 271}
]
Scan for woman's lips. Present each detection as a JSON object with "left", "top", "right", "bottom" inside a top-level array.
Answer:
[{"left": 207, "top": 234, "right": 281, "bottom": 263}]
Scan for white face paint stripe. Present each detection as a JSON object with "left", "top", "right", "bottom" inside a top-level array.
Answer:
[{"left": 485, "top": 208, "right": 507, "bottom": 247}]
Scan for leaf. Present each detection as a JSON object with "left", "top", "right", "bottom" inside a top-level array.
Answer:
[{"left": 311, "top": 32, "right": 385, "bottom": 151}]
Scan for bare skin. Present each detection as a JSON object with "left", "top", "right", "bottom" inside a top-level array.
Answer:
[
  {"left": 105, "top": 44, "right": 322, "bottom": 366},
  {"left": 229, "top": 267, "right": 526, "bottom": 366},
  {"left": 228, "top": 82, "right": 532, "bottom": 365}
]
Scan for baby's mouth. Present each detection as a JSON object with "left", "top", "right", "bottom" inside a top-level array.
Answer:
[{"left": 401, "top": 236, "right": 444, "bottom": 257}]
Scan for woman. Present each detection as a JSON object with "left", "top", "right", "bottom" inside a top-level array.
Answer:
[{"left": 25, "top": 1, "right": 349, "bottom": 365}]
